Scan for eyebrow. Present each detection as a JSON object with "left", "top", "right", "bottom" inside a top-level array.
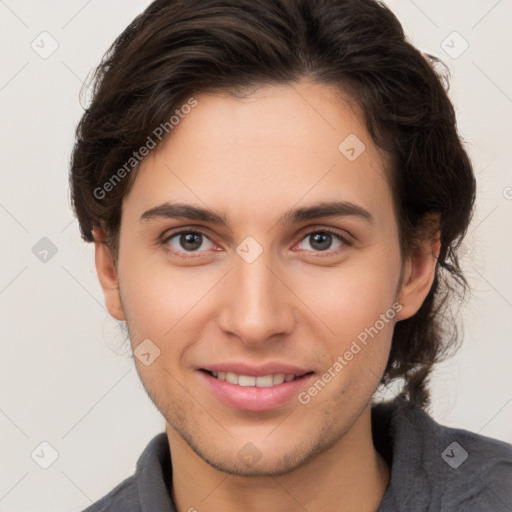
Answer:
[{"left": 140, "top": 200, "right": 374, "bottom": 226}]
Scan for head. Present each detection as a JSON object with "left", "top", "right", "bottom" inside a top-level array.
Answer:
[{"left": 69, "top": 0, "right": 475, "bottom": 476}]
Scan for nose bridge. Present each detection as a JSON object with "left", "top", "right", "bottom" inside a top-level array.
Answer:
[{"left": 218, "top": 245, "right": 294, "bottom": 344}]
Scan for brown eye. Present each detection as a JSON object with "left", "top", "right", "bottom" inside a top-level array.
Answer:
[
  {"left": 178, "top": 233, "right": 203, "bottom": 251},
  {"left": 295, "top": 229, "right": 350, "bottom": 255},
  {"left": 163, "top": 230, "right": 215, "bottom": 257}
]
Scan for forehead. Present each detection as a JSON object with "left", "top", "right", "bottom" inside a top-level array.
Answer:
[{"left": 123, "top": 81, "right": 395, "bottom": 230}]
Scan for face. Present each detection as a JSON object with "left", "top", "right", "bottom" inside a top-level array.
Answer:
[{"left": 95, "top": 80, "right": 435, "bottom": 476}]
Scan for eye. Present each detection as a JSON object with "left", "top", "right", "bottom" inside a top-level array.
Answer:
[
  {"left": 295, "top": 228, "right": 350, "bottom": 255},
  {"left": 162, "top": 229, "right": 216, "bottom": 257}
]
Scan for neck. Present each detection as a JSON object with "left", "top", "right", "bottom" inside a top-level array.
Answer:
[{"left": 167, "top": 404, "right": 389, "bottom": 512}]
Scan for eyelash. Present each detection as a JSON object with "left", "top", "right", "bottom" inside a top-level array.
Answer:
[{"left": 160, "top": 227, "right": 352, "bottom": 259}]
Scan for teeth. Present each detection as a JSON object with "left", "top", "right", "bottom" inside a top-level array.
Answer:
[
  {"left": 255, "top": 375, "right": 273, "bottom": 387},
  {"left": 211, "top": 371, "right": 299, "bottom": 386},
  {"left": 273, "top": 373, "right": 285, "bottom": 385},
  {"left": 226, "top": 372, "right": 238, "bottom": 384}
]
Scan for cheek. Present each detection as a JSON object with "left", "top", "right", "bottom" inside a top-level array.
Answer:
[
  {"left": 300, "top": 257, "right": 399, "bottom": 335},
  {"left": 117, "top": 252, "right": 201, "bottom": 341},
  {"left": 293, "top": 251, "right": 400, "bottom": 384}
]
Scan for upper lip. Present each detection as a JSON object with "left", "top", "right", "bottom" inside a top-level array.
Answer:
[{"left": 201, "top": 362, "right": 313, "bottom": 377}]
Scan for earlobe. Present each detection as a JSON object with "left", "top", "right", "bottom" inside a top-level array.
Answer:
[
  {"left": 93, "top": 228, "right": 125, "bottom": 321},
  {"left": 395, "top": 234, "right": 441, "bottom": 322}
]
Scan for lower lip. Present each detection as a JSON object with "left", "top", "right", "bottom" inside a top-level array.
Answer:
[{"left": 199, "top": 371, "right": 315, "bottom": 412}]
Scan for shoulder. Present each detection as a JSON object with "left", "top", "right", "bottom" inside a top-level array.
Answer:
[
  {"left": 80, "top": 474, "right": 140, "bottom": 512},
  {"left": 431, "top": 420, "right": 512, "bottom": 511},
  {"left": 375, "top": 397, "right": 512, "bottom": 511},
  {"left": 79, "top": 433, "right": 171, "bottom": 512}
]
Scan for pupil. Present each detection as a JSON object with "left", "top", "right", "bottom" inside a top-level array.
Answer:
[
  {"left": 181, "top": 233, "right": 202, "bottom": 250},
  {"left": 311, "top": 233, "right": 331, "bottom": 251}
]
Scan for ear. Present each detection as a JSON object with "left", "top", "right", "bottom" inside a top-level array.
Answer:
[
  {"left": 93, "top": 228, "right": 125, "bottom": 321},
  {"left": 395, "top": 232, "right": 441, "bottom": 322}
]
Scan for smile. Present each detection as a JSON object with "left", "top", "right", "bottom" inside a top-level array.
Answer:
[{"left": 199, "top": 369, "right": 316, "bottom": 412}]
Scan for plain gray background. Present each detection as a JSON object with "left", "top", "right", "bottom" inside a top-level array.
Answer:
[{"left": 1, "top": 1, "right": 511, "bottom": 511}]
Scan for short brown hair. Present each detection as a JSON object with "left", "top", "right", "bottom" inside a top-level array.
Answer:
[{"left": 69, "top": 0, "right": 476, "bottom": 409}]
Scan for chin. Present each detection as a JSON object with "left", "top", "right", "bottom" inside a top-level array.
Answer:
[{"left": 199, "top": 448, "right": 313, "bottom": 477}]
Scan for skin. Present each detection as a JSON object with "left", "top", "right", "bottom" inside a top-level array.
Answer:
[{"left": 94, "top": 80, "right": 439, "bottom": 511}]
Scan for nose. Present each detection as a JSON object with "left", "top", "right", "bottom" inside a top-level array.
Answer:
[{"left": 217, "top": 250, "right": 296, "bottom": 348}]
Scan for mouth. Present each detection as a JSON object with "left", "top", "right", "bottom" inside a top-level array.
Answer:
[
  {"left": 201, "top": 369, "right": 313, "bottom": 387},
  {"left": 198, "top": 367, "right": 316, "bottom": 412}
]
